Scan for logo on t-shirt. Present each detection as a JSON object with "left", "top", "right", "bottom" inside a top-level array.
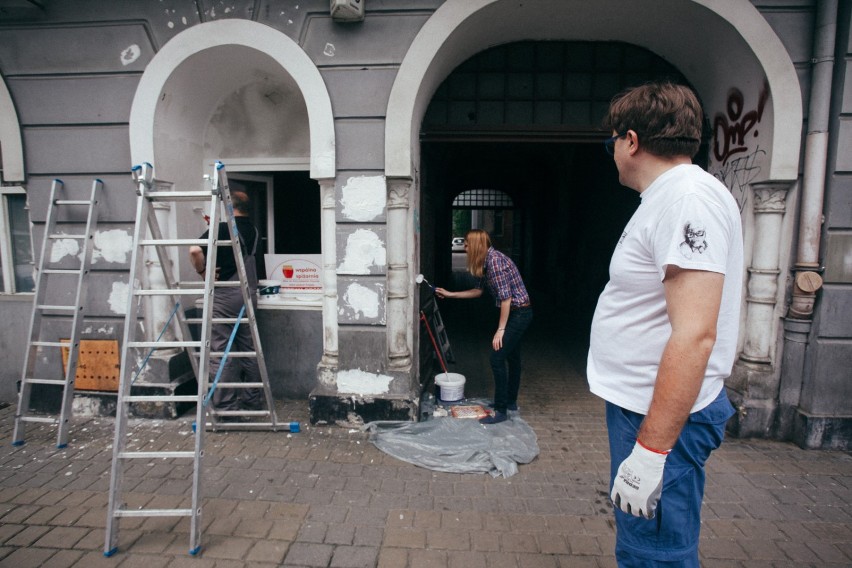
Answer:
[{"left": 679, "top": 221, "right": 708, "bottom": 259}]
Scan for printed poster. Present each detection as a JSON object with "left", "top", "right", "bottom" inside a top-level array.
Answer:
[{"left": 264, "top": 254, "right": 322, "bottom": 293}]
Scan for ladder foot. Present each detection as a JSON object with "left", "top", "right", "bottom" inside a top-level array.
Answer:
[
  {"left": 12, "top": 440, "right": 24, "bottom": 447},
  {"left": 56, "top": 443, "right": 68, "bottom": 449},
  {"left": 189, "top": 546, "right": 201, "bottom": 556},
  {"left": 104, "top": 547, "right": 118, "bottom": 557}
]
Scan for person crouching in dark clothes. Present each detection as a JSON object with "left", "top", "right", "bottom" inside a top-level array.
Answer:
[{"left": 189, "top": 190, "right": 263, "bottom": 415}]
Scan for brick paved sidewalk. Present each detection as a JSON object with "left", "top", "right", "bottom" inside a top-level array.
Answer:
[{"left": 0, "top": 314, "right": 850, "bottom": 567}]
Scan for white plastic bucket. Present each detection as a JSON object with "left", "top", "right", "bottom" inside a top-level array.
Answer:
[{"left": 435, "top": 372, "right": 465, "bottom": 402}]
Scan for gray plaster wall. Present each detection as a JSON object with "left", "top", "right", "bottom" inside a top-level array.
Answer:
[
  {"left": 0, "top": 0, "right": 849, "bottom": 445},
  {"left": 0, "top": 297, "right": 32, "bottom": 403},
  {"left": 0, "top": 0, "right": 442, "bottom": 405},
  {"left": 800, "top": 0, "right": 852, "bottom": 423},
  {"left": 257, "top": 309, "right": 323, "bottom": 399}
]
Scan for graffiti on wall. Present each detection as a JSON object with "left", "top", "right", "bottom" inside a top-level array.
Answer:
[{"left": 710, "top": 84, "right": 769, "bottom": 211}]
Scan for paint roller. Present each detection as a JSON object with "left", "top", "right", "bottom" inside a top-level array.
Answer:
[{"left": 415, "top": 273, "right": 436, "bottom": 291}]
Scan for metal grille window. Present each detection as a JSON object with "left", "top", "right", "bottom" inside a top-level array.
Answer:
[
  {"left": 423, "top": 41, "right": 685, "bottom": 131},
  {"left": 452, "top": 189, "right": 514, "bottom": 209},
  {"left": 0, "top": 187, "right": 34, "bottom": 293}
]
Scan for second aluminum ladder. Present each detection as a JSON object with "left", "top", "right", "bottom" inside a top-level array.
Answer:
[{"left": 13, "top": 178, "right": 101, "bottom": 448}]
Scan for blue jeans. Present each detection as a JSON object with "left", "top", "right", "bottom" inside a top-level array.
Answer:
[
  {"left": 489, "top": 306, "right": 533, "bottom": 413},
  {"left": 606, "top": 388, "right": 734, "bottom": 567}
]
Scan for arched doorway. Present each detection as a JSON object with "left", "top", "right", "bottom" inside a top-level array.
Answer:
[
  {"left": 386, "top": 0, "right": 802, "bottom": 391},
  {"left": 128, "top": 19, "right": 339, "bottom": 393}
]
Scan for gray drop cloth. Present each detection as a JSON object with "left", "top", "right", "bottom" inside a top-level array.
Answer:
[{"left": 364, "top": 415, "right": 539, "bottom": 478}]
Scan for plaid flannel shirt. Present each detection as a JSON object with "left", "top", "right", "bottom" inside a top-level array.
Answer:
[{"left": 478, "top": 247, "right": 530, "bottom": 308}]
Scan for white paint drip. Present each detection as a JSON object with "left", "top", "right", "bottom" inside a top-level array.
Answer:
[
  {"left": 108, "top": 282, "right": 130, "bottom": 315},
  {"left": 323, "top": 43, "right": 336, "bottom": 57},
  {"left": 341, "top": 176, "right": 386, "bottom": 222},
  {"left": 343, "top": 282, "right": 379, "bottom": 319},
  {"left": 50, "top": 238, "right": 80, "bottom": 263},
  {"left": 121, "top": 44, "right": 141, "bottom": 66},
  {"left": 336, "top": 369, "right": 393, "bottom": 396},
  {"left": 92, "top": 229, "right": 133, "bottom": 264},
  {"left": 338, "top": 229, "right": 386, "bottom": 274}
]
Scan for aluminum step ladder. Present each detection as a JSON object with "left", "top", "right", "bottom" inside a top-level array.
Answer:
[
  {"left": 104, "top": 161, "right": 278, "bottom": 557},
  {"left": 13, "top": 178, "right": 101, "bottom": 448}
]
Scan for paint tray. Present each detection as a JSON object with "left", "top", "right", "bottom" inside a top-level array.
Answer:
[{"left": 450, "top": 405, "right": 492, "bottom": 419}]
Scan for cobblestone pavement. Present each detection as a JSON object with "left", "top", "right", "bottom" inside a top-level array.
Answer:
[{"left": 0, "top": 307, "right": 850, "bottom": 567}]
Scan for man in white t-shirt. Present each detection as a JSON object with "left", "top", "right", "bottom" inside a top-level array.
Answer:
[{"left": 588, "top": 82, "right": 743, "bottom": 567}]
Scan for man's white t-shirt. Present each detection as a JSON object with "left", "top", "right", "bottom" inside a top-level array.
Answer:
[{"left": 587, "top": 164, "right": 744, "bottom": 415}]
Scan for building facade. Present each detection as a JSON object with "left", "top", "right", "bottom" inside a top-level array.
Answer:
[{"left": 0, "top": 0, "right": 849, "bottom": 448}]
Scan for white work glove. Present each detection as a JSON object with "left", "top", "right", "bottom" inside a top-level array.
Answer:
[{"left": 611, "top": 441, "right": 668, "bottom": 519}]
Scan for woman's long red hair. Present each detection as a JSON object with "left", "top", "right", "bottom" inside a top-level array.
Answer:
[{"left": 465, "top": 229, "right": 491, "bottom": 278}]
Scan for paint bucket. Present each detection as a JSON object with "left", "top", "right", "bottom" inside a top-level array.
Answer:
[
  {"left": 258, "top": 280, "right": 282, "bottom": 297},
  {"left": 435, "top": 372, "right": 465, "bottom": 402}
]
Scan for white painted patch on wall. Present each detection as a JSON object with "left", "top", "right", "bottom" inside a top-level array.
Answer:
[
  {"left": 336, "top": 369, "right": 393, "bottom": 396},
  {"left": 108, "top": 282, "right": 130, "bottom": 315},
  {"left": 323, "top": 43, "right": 336, "bottom": 57},
  {"left": 338, "top": 229, "right": 386, "bottom": 274},
  {"left": 341, "top": 176, "right": 386, "bottom": 222},
  {"left": 121, "top": 44, "right": 141, "bottom": 66},
  {"left": 50, "top": 238, "right": 80, "bottom": 263},
  {"left": 344, "top": 283, "right": 379, "bottom": 319},
  {"left": 92, "top": 229, "right": 133, "bottom": 264}
]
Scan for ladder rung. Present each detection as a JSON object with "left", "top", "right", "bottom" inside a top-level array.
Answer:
[
  {"left": 143, "top": 191, "right": 215, "bottom": 202},
  {"left": 209, "top": 351, "right": 256, "bottom": 358},
  {"left": 19, "top": 416, "right": 58, "bottom": 424},
  {"left": 133, "top": 289, "right": 203, "bottom": 296},
  {"left": 206, "top": 422, "right": 278, "bottom": 430},
  {"left": 48, "top": 234, "right": 86, "bottom": 240},
  {"left": 186, "top": 317, "right": 249, "bottom": 324},
  {"left": 128, "top": 341, "right": 201, "bottom": 349},
  {"left": 31, "top": 341, "right": 69, "bottom": 348},
  {"left": 114, "top": 508, "right": 193, "bottom": 518},
  {"left": 123, "top": 395, "right": 199, "bottom": 403},
  {"left": 36, "top": 305, "right": 77, "bottom": 312},
  {"left": 213, "top": 281, "right": 241, "bottom": 288},
  {"left": 213, "top": 411, "right": 269, "bottom": 417},
  {"left": 54, "top": 199, "right": 93, "bottom": 206},
  {"left": 22, "top": 378, "right": 67, "bottom": 386},
  {"left": 213, "top": 240, "right": 236, "bottom": 246},
  {"left": 118, "top": 451, "right": 195, "bottom": 459},
  {"left": 214, "top": 383, "right": 264, "bottom": 389},
  {"left": 138, "top": 239, "right": 208, "bottom": 247},
  {"left": 41, "top": 269, "right": 82, "bottom": 275}
]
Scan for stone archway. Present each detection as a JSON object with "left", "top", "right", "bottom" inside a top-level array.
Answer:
[
  {"left": 384, "top": 0, "right": 803, "bottom": 402},
  {"left": 128, "top": 19, "right": 339, "bottom": 372},
  {"left": 0, "top": 73, "right": 24, "bottom": 182}
]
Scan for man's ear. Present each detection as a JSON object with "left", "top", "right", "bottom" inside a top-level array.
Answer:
[{"left": 625, "top": 130, "right": 640, "bottom": 155}]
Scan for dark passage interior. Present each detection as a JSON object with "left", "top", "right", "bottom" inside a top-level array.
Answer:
[
  {"left": 418, "top": 140, "right": 640, "bottom": 396},
  {"left": 415, "top": 40, "right": 691, "bottom": 393}
]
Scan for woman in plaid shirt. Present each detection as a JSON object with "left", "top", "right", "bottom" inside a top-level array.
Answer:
[{"left": 435, "top": 229, "right": 533, "bottom": 424}]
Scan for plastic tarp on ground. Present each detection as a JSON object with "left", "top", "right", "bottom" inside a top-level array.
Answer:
[{"left": 364, "top": 414, "right": 539, "bottom": 478}]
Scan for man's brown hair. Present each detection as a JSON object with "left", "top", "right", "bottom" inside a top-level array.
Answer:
[{"left": 604, "top": 81, "right": 703, "bottom": 159}]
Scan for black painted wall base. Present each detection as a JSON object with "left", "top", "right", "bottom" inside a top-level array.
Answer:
[
  {"left": 794, "top": 411, "right": 852, "bottom": 451},
  {"left": 309, "top": 390, "right": 418, "bottom": 426}
]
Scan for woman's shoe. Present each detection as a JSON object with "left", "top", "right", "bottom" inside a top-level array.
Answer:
[{"left": 479, "top": 411, "right": 508, "bottom": 425}]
